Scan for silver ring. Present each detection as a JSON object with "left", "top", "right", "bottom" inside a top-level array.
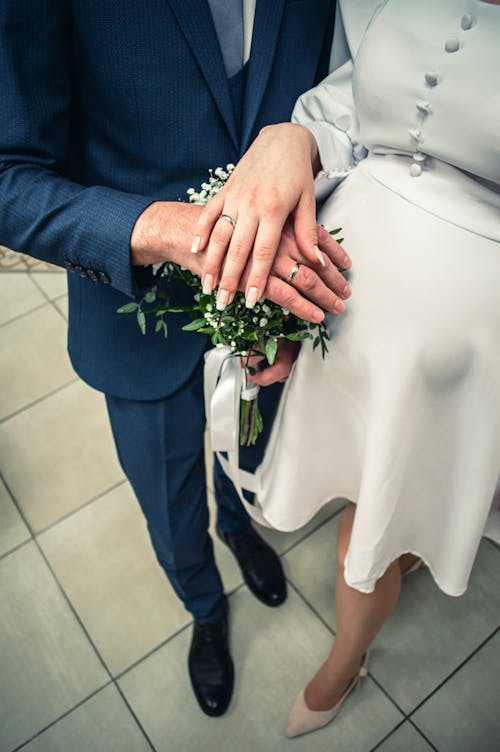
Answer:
[
  {"left": 287, "top": 263, "right": 300, "bottom": 281},
  {"left": 220, "top": 213, "right": 236, "bottom": 228}
]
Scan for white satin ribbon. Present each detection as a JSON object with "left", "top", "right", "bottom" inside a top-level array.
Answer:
[{"left": 204, "top": 347, "right": 270, "bottom": 526}]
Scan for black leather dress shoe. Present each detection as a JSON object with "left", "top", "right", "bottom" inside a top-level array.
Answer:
[
  {"left": 188, "top": 614, "right": 234, "bottom": 717},
  {"left": 217, "top": 526, "right": 287, "bottom": 607}
]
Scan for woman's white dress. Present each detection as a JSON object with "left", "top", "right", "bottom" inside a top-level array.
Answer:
[{"left": 250, "top": 0, "right": 500, "bottom": 596}]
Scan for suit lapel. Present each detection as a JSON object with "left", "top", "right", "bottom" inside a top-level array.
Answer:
[
  {"left": 240, "top": 0, "right": 285, "bottom": 152},
  {"left": 167, "top": 0, "right": 239, "bottom": 150}
]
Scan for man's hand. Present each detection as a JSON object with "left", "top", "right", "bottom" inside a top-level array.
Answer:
[
  {"left": 130, "top": 201, "right": 204, "bottom": 274},
  {"left": 244, "top": 339, "right": 301, "bottom": 387},
  {"left": 130, "top": 200, "right": 350, "bottom": 324},
  {"left": 193, "top": 123, "right": 330, "bottom": 310}
]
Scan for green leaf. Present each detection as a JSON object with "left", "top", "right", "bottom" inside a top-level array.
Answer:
[
  {"left": 313, "top": 336, "right": 320, "bottom": 350},
  {"left": 117, "top": 302, "right": 139, "bottom": 313},
  {"left": 155, "top": 319, "right": 163, "bottom": 333},
  {"left": 329, "top": 227, "right": 342, "bottom": 235},
  {"left": 265, "top": 337, "right": 278, "bottom": 366},
  {"left": 144, "top": 288, "right": 157, "bottom": 303},
  {"left": 247, "top": 366, "right": 257, "bottom": 376},
  {"left": 286, "top": 332, "right": 307, "bottom": 341},
  {"left": 336, "top": 237, "right": 344, "bottom": 244},
  {"left": 182, "top": 318, "right": 206, "bottom": 331},
  {"left": 137, "top": 309, "right": 146, "bottom": 335}
]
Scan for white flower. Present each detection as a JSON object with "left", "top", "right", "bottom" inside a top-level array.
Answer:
[
  {"left": 206, "top": 303, "right": 213, "bottom": 311},
  {"left": 259, "top": 318, "right": 268, "bottom": 327}
]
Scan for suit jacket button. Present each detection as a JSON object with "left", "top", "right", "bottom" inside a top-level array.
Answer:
[{"left": 98, "top": 271, "right": 111, "bottom": 285}]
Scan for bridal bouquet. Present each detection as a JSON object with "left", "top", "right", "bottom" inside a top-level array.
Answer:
[{"left": 118, "top": 165, "right": 335, "bottom": 445}]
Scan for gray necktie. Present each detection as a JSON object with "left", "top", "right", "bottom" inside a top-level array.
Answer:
[{"left": 207, "top": 0, "right": 244, "bottom": 78}]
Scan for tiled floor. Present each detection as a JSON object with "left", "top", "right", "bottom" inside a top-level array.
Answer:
[{"left": 1, "top": 270, "right": 499, "bottom": 752}]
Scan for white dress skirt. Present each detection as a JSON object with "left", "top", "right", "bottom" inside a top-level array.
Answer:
[
  {"left": 253, "top": 154, "right": 500, "bottom": 597},
  {"left": 214, "top": 0, "right": 500, "bottom": 597}
]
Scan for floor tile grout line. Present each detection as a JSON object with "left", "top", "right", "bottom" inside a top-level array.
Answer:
[
  {"left": 114, "top": 621, "right": 194, "bottom": 681},
  {"left": 28, "top": 269, "right": 66, "bottom": 303},
  {"left": 407, "top": 717, "right": 441, "bottom": 752},
  {"left": 0, "top": 536, "right": 33, "bottom": 563},
  {"left": 0, "top": 300, "right": 52, "bottom": 329},
  {"left": 286, "top": 577, "right": 411, "bottom": 720},
  {"left": 50, "top": 297, "right": 68, "bottom": 323},
  {"left": 0, "top": 471, "right": 36, "bottom": 537},
  {"left": 275, "top": 502, "right": 347, "bottom": 558},
  {"left": 0, "top": 376, "right": 79, "bottom": 424},
  {"left": 114, "top": 582, "right": 248, "bottom": 682},
  {"left": 35, "top": 478, "right": 128, "bottom": 536},
  {"left": 367, "top": 718, "right": 408, "bottom": 752},
  {"left": 10, "top": 681, "right": 114, "bottom": 752},
  {"left": 111, "top": 681, "right": 158, "bottom": 752},
  {"left": 33, "top": 536, "right": 115, "bottom": 678},
  {"left": 285, "top": 578, "right": 336, "bottom": 638},
  {"left": 407, "top": 623, "right": 500, "bottom": 719},
  {"left": 26, "top": 535, "right": 160, "bottom": 750}
]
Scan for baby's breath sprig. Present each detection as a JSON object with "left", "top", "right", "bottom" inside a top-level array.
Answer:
[{"left": 117, "top": 164, "right": 334, "bottom": 445}]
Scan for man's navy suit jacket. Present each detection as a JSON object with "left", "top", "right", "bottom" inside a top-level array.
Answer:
[{"left": 0, "top": 0, "right": 335, "bottom": 400}]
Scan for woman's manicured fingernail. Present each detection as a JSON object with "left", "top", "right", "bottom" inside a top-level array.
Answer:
[
  {"left": 334, "top": 299, "right": 345, "bottom": 312},
  {"left": 202, "top": 274, "right": 214, "bottom": 295},
  {"left": 343, "top": 254, "right": 351, "bottom": 268},
  {"left": 342, "top": 283, "right": 352, "bottom": 299},
  {"left": 314, "top": 245, "right": 326, "bottom": 267},
  {"left": 313, "top": 309, "right": 325, "bottom": 323},
  {"left": 245, "top": 287, "right": 259, "bottom": 309},
  {"left": 190, "top": 235, "right": 201, "bottom": 254},
  {"left": 216, "top": 289, "right": 230, "bottom": 311}
]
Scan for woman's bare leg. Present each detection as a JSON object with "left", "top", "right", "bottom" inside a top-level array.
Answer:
[{"left": 305, "top": 503, "right": 403, "bottom": 711}]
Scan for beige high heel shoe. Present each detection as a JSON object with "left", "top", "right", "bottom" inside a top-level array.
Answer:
[{"left": 285, "top": 653, "right": 369, "bottom": 739}]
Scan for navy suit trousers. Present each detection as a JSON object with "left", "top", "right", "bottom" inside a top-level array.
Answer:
[{"left": 105, "top": 348, "right": 282, "bottom": 623}]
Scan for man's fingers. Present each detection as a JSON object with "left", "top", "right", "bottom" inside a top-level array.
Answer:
[
  {"left": 271, "top": 259, "right": 346, "bottom": 314},
  {"left": 265, "top": 275, "right": 325, "bottom": 323},
  {"left": 317, "top": 224, "right": 352, "bottom": 270},
  {"left": 293, "top": 188, "right": 322, "bottom": 266}
]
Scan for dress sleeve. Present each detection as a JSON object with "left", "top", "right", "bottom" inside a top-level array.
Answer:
[
  {"left": 292, "top": 0, "right": 376, "bottom": 201},
  {"left": 0, "top": 0, "right": 154, "bottom": 297}
]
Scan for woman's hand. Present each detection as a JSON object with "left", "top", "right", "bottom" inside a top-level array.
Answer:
[{"left": 193, "top": 123, "right": 328, "bottom": 310}]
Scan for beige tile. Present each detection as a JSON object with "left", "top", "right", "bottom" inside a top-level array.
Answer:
[
  {"left": 30, "top": 270, "right": 67, "bottom": 300},
  {"left": 21, "top": 684, "right": 151, "bottom": 752},
  {"left": 39, "top": 483, "right": 191, "bottom": 676},
  {"left": 283, "top": 513, "right": 339, "bottom": 625},
  {"left": 0, "top": 272, "right": 46, "bottom": 325},
  {"left": 119, "top": 587, "right": 402, "bottom": 752},
  {"left": 0, "top": 542, "right": 108, "bottom": 751},
  {"left": 0, "top": 303, "right": 75, "bottom": 419},
  {"left": 0, "top": 477, "right": 30, "bottom": 556},
  {"left": 53, "top": 295, "right": 68, "bottom": 320},
  {"left": 0, "top": 380, "right": 124, "bottom": 532},
  {"left": 412, "top": 631, "right": 500, "bottom": 752},
  {"left": 376, "top": 722, "right": 434, "bottom": 752},
  {"left": 285, "top": 518, "right": 500, "bottom": 713}
]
